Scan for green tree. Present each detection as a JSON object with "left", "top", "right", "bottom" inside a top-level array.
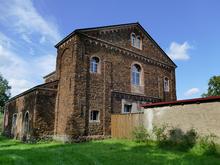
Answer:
[
  {"left": 202, "top": 75, "right": 220, "bottom": 97},
  {"left": 0, "top": 74, "right": 11, "bottom": 113}
]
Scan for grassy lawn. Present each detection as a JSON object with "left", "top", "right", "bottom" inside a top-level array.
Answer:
[{"left": 0, "top": 136, "right": 220, "bottom": 165}]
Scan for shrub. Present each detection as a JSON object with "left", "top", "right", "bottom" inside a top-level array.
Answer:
[
  {"left": 197, "top": 134, "right": 217, "bottom": 155},
  {"left": 184, "top": 128, "right": 198, "bottom": 148},
  {"left": 152, "top": 127, "right": 198, "bottom": 151},
  {"left": 132, "top": 126, "right": 150, "bottom": 143},
  {"left": 167, "top": 128, "right": 198, "bottom": 151},
  {"left": 152, "top": 124, "right": 168, "bottom": 145},
  {"left": 168, "top": 128, "right": 184, "bottom": 146}
]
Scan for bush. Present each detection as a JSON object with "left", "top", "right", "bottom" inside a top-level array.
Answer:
[
  {"left": 132, "top": 126, "right": 150, "bottom": 143},
  {"left": 168, "top": 128, "right": 184, "bottom": 146},
  {"left": 184, "top": 128, "right": 198, "bottom": 148},
  {"left": 152, "top": 126, "right": 198, "bottom": 151},
  {"left": 152, "top": 124, "right": 168, "bottom": 145},
  {"left": 166, "top": 128, "right": 198, "bottom": 151},
  {"left": 197, "top": 134, "right": 217, "bottom": 155},
  {"left": 132, "top": 124, "right": 218, "bottom": 156}
]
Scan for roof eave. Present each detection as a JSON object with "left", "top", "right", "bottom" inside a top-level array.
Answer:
[
  {"left": 43, "top": 71, "right": 56, "bottom": 79},
  {"left": 136, "top": 23, "right": 177, "bottom": 68},
  {"left": 54, "top": 22, "right": 139, "bottom": 49},
  {"left": 54, "top": 22, "right": 177, "bottom": 68},
  {"left": 6, "top": 80, "right": 59, "bottom": 103},
  {"left": 55, "top": 31, "right": 77, "bottom": 48}
]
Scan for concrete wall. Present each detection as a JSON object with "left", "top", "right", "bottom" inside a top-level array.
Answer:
[{"left": 144, "top": 101, "right": 220, "bottom": 137}]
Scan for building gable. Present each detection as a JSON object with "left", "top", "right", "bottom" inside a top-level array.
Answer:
[{"left": 55, "top": 22, "right": 176, "bottom": 68}]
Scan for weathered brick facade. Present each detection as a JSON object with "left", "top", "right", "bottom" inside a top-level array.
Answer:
[
  {"left": 53, "top": 23, "right": 176, "bottom": 141},
  {"left": 3, "top": 23, "right": 176, "bottom": 141},
  {"left": 3, "top": 81, "right": 57, "bottom": 140}
]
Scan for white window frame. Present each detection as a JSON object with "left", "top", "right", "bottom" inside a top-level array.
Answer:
[
  {"left": 123, "top": 104, "right": 132, "bottom": 113},
  {"left": 90, "top": 56, "right": 100, "bottom": 73},
  {"left": 131, "top": 33, "right": 136, "bottom": 47},
  {"left": 132, "top": 64, "right": 141, "bottom": 86},
  {"left": 131, "top": 33, "right": 142, "bottom": 49},
  {"left": 136, "top": 35, "right": 142, "bottom": 49},
  {"left": 164, "top": 77, "right": 170, "bottom": 92},
  {"left": 89, "top": 110, "right": 100, "bottom": 123}
]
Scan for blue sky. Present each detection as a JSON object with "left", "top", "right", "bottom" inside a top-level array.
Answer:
[{"left": 0, "top": 0, "right": 219, "bottom": 99}]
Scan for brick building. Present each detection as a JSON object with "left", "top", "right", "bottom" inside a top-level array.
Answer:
[{"left": 3, "top": 22, "right": 177, "bottom": 141}]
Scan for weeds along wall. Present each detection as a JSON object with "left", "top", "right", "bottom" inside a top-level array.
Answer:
[{"left": 144, "top": 101, "right": 220, "bottom": 138}]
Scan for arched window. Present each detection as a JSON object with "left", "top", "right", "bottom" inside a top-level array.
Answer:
[
  {"left": 11, "top": 113, "right": 17, "bottom": 136},
  {"left": 132, "top": 64, "right": 141, "bottom": 86},
  {"left": 90, "top": 57, "right": 100, "bottom": 73},
  {"left": 4, "top": 110, "right": 9, "bottom": 127},
  {"left": 164, "top": 77, "right": 169, "bottom": 92},
  {"left": 24, "top": 112, "right": 29, "bottom": 134},
  {"left": 136, "top": 36, "right": 141, "bottom": 49},
  {"left": 131, "top": 33, "right": 136, "bottom": 47},
  {"left": 131, "top": 33, "right": 142, "bottom": 49},
  {"left": 12, "top": 113, "right": 17, "bottom": 128}
]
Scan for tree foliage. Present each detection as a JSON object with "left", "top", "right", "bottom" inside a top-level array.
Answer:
[
  {"left": 0, "top": 74, "right": 11, "bottom": 113},
  {"left": 202, "top": 75, "right": 220, "bottom": 97}
]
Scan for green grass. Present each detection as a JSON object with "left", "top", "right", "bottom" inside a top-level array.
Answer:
[{"left": 0, "top": 136, "right": 220, "bottom": 165}]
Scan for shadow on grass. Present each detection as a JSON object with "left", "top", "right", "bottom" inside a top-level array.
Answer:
[
  {"left": 0, "top": 135, "right": 21, "bottom": 148},
  {"left": 0, "top": 138, "right": 220, "bottom": 165}
]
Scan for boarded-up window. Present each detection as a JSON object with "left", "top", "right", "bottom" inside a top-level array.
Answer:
[
  {"left": 24, "top": 112, "right": 29, "bottom": 134},
  {"left": 164, "top": 77, "right": 169, "bottom": 92},
  {"left": 11, "top": 113, "right": 17, "bottom": 135},
  {"left": 4, "top": 110, "right": 9, "bottom": 127}
]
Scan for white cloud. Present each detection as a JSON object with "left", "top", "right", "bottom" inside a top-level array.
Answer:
[
  {"left": 33, "top": 54, "right": 56, "bottom": 76},
  {"left": 9, "top": 79, "right": 35, "bottom": 97},
  {"left": 0, "top": 32, "right": 13, "bottom": 48},
  {"left": 0, "top": 34, "right": 31, "bottom": 95},
  {"left": 184, "top": 88, "right": 200, "bottom": 97},
  {"left": 0, "top": 1, "right": 59, "bottom": 97},
  {"left": 0, "top": 0, "right": 61, "bottom": 44},
  {"left": 0, "top": 33, "right": 56, "bottom": 96},
  {"left": 167, "top": 42, "right": 191, "bottom": 60},
  {"left": 21, "top": 34, "right": 32, "bottom": 43}
]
